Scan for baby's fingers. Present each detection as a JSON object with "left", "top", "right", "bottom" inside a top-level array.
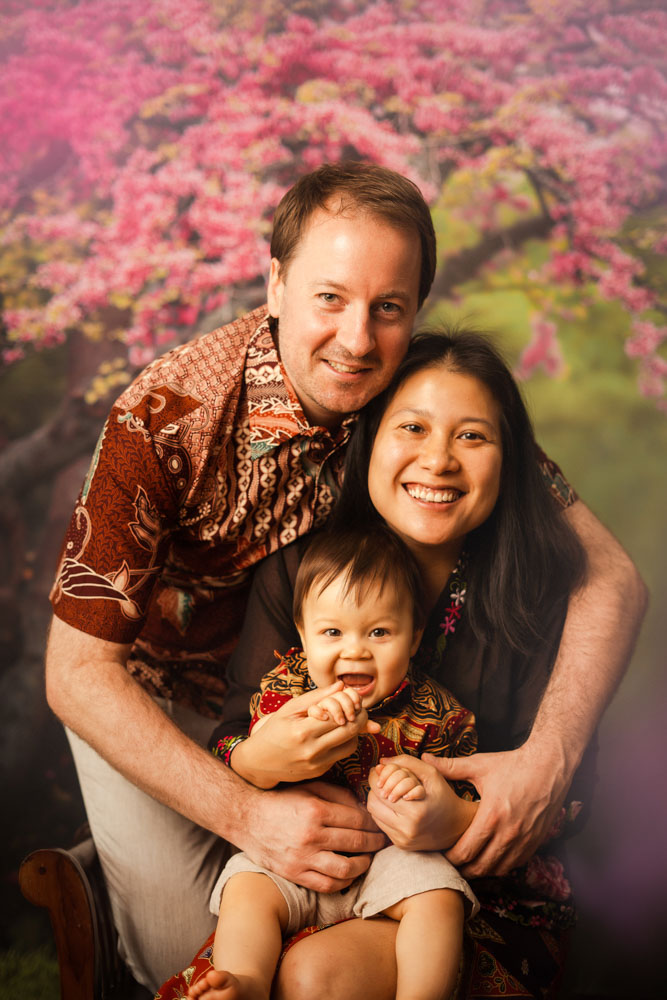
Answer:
[
  {"left": 307, "top": 704, "right": 330, "bottom": 722},
  {"left": 378, "top": 767, "right": 423, "bottom": 802},
  {"left": 314, "top": 692, "right": 359, "bottom": 726},
  {"left": 384, "top": 775, "right": 423, "bottom": 802},
  {"left": 402, "top": 784, "right": 426, "bottom": 801}
]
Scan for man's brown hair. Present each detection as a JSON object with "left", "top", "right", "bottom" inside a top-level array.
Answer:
[{"left": 271, "top": 161, "right": 436, "bottom": 309}]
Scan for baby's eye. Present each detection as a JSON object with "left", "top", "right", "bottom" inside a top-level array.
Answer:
[
  {"left": 370, "top": 627, "right": 389, "bottom": 638},
  {"left": 323, "top": 628, "right": 341, "bottom": 637}
]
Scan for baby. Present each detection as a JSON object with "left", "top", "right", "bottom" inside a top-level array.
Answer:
[{"left": 189, "top": 526, "right": 479, "bottom": 1000}]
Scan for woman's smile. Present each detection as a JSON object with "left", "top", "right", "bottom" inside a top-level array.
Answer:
[
  {"left": 368, "top": 365, "right": 502, "bottom": 562},
  {"left": 404, "top": 484, "right": 464, "bottom": 504}
]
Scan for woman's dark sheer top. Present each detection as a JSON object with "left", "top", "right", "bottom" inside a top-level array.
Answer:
[{"left": 213, "top": 539, "right": 595, "bottom": 808}]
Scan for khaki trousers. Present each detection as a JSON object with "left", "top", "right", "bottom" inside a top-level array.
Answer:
[{"left": 66, "top": 699, "right": 230, "bottom": 992}]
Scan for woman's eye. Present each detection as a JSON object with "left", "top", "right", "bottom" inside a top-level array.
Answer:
[
  {"left": 401, "top": 423, "right": 423, "bottom": 434},
  {"left": 459, "top": 430, "right": 485, "bottom": 441}
]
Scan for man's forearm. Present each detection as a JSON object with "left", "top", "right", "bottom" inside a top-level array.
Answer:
[
  {"left": 45, "top": 616, "right": 262, "bottom": 845},
  {"left": 527, "top": 501, "right": 648, "bottom": 774}
]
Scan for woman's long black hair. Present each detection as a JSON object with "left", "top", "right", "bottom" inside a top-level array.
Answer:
[{"left": 331, "top": 328, "right": 587, "bottom": 654}]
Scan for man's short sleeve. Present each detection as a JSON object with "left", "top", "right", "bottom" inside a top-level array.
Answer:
[
  {"left": 537, "top": 446, "right": 577, "bottom": 508},
  {"left": 50, "top": 402, "right": 179, "bottom": 644}
]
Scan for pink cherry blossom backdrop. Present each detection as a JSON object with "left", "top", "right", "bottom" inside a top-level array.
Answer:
[{"left": 1, "top": 2, "right": 665, "bottom": 995}]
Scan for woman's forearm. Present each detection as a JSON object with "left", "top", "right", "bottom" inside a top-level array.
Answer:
[{"left": 230, "top": 730, "right": 282, "bottom": 789}]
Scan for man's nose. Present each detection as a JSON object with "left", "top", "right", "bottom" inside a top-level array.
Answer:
[{"left": 335, "top": 307, "right": 376, "bottom": 358}]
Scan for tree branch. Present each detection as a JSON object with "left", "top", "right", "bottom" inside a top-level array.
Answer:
[
  {"left": 426, "top": 214, "right": 556, "bottom": 302},
  {"left": 0, "top": 393, "right": 107, "bottom": 501}
]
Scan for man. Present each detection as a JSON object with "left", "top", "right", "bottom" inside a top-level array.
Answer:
[{"left": 46, "top": 162, "right": 646, "bottom": 990}]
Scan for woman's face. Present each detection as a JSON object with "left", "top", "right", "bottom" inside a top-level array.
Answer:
[{"left": 367, "top": 365, "right": 503, "bottom": 559}]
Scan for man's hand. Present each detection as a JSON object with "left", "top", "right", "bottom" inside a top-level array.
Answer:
[
  {"left": 426, "top": 741, "right": 571, "bottom": 877},
  {"left": 367, "top": 755, "right": 477, "bottom": 851},
  {"left": 240, "top": 780, "right": 387, "bottom": 892},
  {"left": 232, "top": 682, "right": 376, "bottom": 788}
]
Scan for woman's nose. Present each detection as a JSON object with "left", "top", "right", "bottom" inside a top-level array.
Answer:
[{"left": 418, "top": 437, "right": 460, "bottom": 474}]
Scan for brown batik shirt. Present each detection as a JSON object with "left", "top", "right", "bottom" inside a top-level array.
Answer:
[
  {"left": 51, "top": 305, "right": 576, "bottom": 719},
  {"left": 50, "top": 306, "right": 355, "bottom": 717}
]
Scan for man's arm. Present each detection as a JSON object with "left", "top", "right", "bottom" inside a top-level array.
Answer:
[
  {"left": 46, "top": 616, "right": 385, "bottom": 891},
  {"left": 438, "top": 500, "right": 648, "bottom": 876}
]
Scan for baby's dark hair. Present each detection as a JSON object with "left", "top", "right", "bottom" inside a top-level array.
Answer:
[{"left": 293, "top": 526, "right": 425, "bottom": 630}]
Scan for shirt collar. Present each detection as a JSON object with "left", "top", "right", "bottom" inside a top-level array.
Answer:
[
  {"left": 244, "top": 313, "right": 356, "bottom": 457},
  {"left": 368, "top": 673, "right": 412, "bottom": 715}
]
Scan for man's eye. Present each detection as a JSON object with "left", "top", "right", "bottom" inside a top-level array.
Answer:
[
  {"left": 319, "top": 293, "right": 338, "bottom": 303},
  {"left": 377, "top": 302, "right": 400, "bottom": 315}
]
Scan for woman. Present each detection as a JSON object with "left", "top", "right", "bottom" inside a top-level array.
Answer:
[{"left": 160, "top": 329, "right": 594, "bottom": 999}]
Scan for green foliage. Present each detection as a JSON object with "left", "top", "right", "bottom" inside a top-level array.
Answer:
[
  {"left": 426, "top": 221, "right": 667, "bottom": 703},
  {"left": 0, "top": 345, "right": 67, "bottom": 441},
  {"left": 0, "top": 948, "right": 59, "bottom": 1000}
]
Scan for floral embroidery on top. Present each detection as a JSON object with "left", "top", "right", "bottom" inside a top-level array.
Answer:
[{"left": 413, "top": 554, "right": 467, "bottom": 675}]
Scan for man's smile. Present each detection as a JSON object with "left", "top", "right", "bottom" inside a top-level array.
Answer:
[{"left": 323, "top": 358, "right": 375, "bottom": 377}]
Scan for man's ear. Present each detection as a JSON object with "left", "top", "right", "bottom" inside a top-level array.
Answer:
[
  {"left": 410, "top": 627, "right": 424, "bottom": 658},
  {"left": 267, "top": 257, "right": 284, "bottom": 318}
]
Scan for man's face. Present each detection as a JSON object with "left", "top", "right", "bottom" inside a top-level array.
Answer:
[{"left": 267, "top": 204, "right": 422, "bottom": 429}]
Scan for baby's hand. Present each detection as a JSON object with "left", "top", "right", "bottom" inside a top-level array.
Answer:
[
  {"left": 307, "top": 688, "right": 381, "bottom": 733},
  {"left": 307, "top": 687, "right": 362, "bottom": 726},
  {"left": 373, "top": 761, "right": 426, "bottom": 802}
]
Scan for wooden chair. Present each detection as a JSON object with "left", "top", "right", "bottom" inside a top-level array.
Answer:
[{"left": 19, "top": 833, "right": 152, "bottom": 1000}]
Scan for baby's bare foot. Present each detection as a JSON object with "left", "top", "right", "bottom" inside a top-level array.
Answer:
[{"left": 187, "top": 968, "right": 266, "bottom": 1000}]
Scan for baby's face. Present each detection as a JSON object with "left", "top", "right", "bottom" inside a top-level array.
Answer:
[{"left": 297, "top": 574, "right": 422, "bottom": 709}]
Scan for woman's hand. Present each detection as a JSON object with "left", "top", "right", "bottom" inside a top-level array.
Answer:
[
  {"left": 425, "top": 743, "right": 568, "bottom": 876},
  {"left": 366, "top": 755, "right": 477, "bottom": 851},
  {"left": 232, "top": 682, "right": 374, "bottom": 788}
]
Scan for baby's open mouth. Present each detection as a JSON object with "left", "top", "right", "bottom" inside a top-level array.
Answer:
[{"left": 339, "top": 674, "right": 374, "bottom": 688}]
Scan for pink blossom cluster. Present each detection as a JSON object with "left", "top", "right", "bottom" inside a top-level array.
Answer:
[
  {"left": 1, "top": 0, "right": 665, "bottom": 406},
  {"left": 515, "top": 317, "right": 564, "bottom": 380}
]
